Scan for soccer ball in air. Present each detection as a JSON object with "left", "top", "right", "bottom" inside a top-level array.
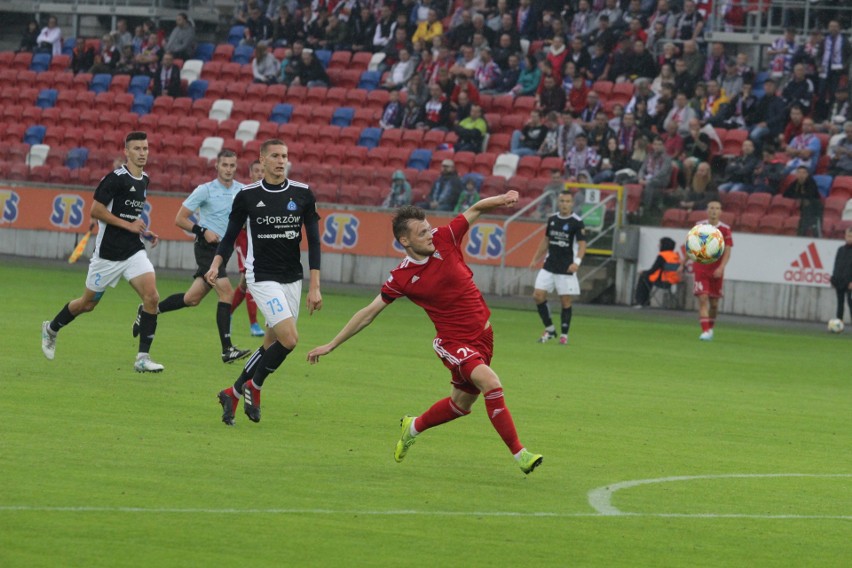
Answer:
[
  {"left": 686, "top": 224, "right": 725, "bottom": 264},
  {"left": 827, "top": 318, "right": 845, "bottom": 334}
]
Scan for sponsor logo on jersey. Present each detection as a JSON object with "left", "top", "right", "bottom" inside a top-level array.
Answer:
[
  {"left": 0, "top": 190, "right": 19, "bottom": 224},
  {"left": 465, "top": 223, "right": 504, "bottom": 259},
  {"left": 321, "top": 213, "right": 359, "bottom": 249},
  {"left": 785, "top": 242, "right": 831, "bottom": 284},
  {"left": 50, "top": 194, "right": 85, "bottom": 228}
]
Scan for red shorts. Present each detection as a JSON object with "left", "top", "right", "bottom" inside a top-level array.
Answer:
[
  {"left": 693, "top": 270, "right": 724, "bottom": 298},
  {"left": 432, "top": 324, "right": 494, "bottom": 395},
  {"left": 235, "top": 229, "right": 248, "bottom": 273}
]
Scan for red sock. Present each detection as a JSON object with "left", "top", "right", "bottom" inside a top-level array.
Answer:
[
  {"left": 700, "top": 318, "right": 711, "bottom": 332},
  {"left": 231, "top": 286, "right": 246, "bottom": 314},
  {"left": 223, "top": 386, "right": 240, "bottom": 399},
  {"left": 245, "top": 291, "right": 258, "bottom": 325},
  {"left": 413, "top": 397, "right": 469, "bottom": 432},
  {"left": 483, "top": 388, "right": 523, "bottom": 454},
  {"left": 709, "top": 318, "right": 715, "bottom": 329}
]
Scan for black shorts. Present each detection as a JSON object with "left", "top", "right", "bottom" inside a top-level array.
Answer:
[{"left": 193, "top": 238, "right": 227, "bottom": 280}]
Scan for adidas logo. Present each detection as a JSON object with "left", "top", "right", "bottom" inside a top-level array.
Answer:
[
  {"left": 257, "top": 201, "right": 266, "bottom": 207},
  {"left": 784, "top": 242, "right": 831, "bottom": 284},
  {"left": 491, "top": 408, "right": 504, "bottom": 419},
  {"left": 411, "top": 275, "right": 419, "bottom": 283},
  {"left": 129, "top": 187, "right": 136, "bottom": 192}
]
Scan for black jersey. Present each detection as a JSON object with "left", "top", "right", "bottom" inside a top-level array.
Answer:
[
  {"left": 230, "top": 178, "right": 320, "bottom": 284},
  {"left": 543, "top": 213, "right": 586, "bottom": 274},
  {"left": 92, "top": 166, "right": 149, "bottom": 261}
]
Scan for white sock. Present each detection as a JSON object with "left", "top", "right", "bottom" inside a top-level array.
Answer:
[
  {"left": 136, "top": 353, "right": 148, "bottom": 360},
  {"left": 513, "top": 448, "right": 526, "bottom": 460},
  {"left": 409, "top": 418, "right": 420, "bottom": 437}
]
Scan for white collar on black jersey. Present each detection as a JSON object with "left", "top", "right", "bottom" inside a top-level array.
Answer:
[
  {"left": 120, "top": 165, "right": 145, "bottom": 180},
  {"left": 259, "top": 179, "right": 291, "bottom": 192}
]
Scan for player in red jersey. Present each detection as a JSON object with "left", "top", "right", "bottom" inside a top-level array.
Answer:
[
  {"left": 692, "top": 200, "right": 733, "bottom": 341},
  {"left": 230, "top": 160, "right": 264, "bottom": 336},
  {"left": 306, "top": 192, "right": 543, "bottom": 474}
]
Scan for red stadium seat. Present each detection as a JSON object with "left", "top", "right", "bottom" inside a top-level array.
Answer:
[
  {"left": 365, "top": 147, "right": 389, "bottom": 167},
  {"left": 344, "top": 88, "right": 368, "bottom": 108},
  {"left": 379, "top": 128, "right": 404, "bottom": 148},
  {"left": 264, "top": 84, "right": 287, "bottom": 103},
  {"left": 365, "top": 89, "right": 389, "bottom": 111},
  {"left": 316, "top": 125, "right": 341, "bottom": 145},
  {"left": 311, "top": 105, "right": 334, "bottom": 125},
  {"left": 342, "top": 146, "right": 369, "bottom": 166},
  {"left": 516, "top": 156, "right": 541, "bottom": 178},
  {"left": 288, "top": 105, "right": 313, "bottom": 125},
  {"left": 744, "top": 192, "right": 771, "bottom": 215},
  {"left": 736, "top": 212, "right": 761, "bottom": 233},
  {"left": 452, "top": 151, "right": 476, "bottom": 175},
  {"left": 400, "top": 129, "right": 424, "bottom": 150},
  {"left": 385, "top": 148, "right": 408, "bottom": 169},
  {"left": 305, "top": 87, "right": 328, "bottom": 106},
  {"left": 339, "top": 126, "right": 361, "bottom": 146},
  {"left": 472, "top": 152, "right": 498, "bottom": 175},
  {"left": 328, "top": 51, "right": 351, "bottom": 70},
  {"left": 661, "top": 208, "right": 687, "bottom": 228}
]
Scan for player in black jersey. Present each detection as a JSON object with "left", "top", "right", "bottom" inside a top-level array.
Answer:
[
  {"left": 207, "top": 139, "right": 323, "bottom": 425},
  {"left": 41, "top": 131, "right": 165, "bottom": 373},
  {"left": 529, "top": 191, "right": 587, "bottom": 345}
]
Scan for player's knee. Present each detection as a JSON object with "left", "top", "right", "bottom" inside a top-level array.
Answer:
[
  {"left": 184, "top": 296, "right": 201, "bottom": 307},
  {"left": 79, "top": 301, "right": 98, "bottom": 313},
  {"left": 142, "top": 291, "right": 159, "bottom": 308},
  {"left": 532, "top": 291, "right": 546, "bottom": 303}
]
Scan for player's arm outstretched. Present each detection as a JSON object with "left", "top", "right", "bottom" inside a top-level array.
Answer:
[
  {"left": 462, "top": 190, "right": 519, "bottom": 226},
  {"left": 306, "top": 294, "right": 389, "bottom": 363}
]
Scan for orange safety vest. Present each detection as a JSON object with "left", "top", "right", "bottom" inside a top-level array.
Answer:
[{"left": 649, "top": 250, "right": 681, "bottom": 285}]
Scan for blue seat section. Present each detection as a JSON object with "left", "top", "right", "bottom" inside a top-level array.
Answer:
[
  {"left": 270, "top": 103, "right": 293, "bottom": 124},
  {"left": 194, "top": 42, "right": 215, "bottom": 62},
  {"left": 24, "top": 125, "right": 47, "bottom": 145},
  {"left": 407, "top": 149, "right": 433, "bottom": 171},
  {"left": 36, "top": 89, "right": 58, "bottom": 109},
  {"left": 227, "top": 26, "right": 246, "bottom": 46},
  {"left": 131, "top": 94, "right": 154, "bottom": 115},
  {"left": 31, "top": 53, "right": 51, "bottom": 72},
  {"left": 188, "top": 80, "right": 209, "bottom": 101},
  {"left": 66, "top": 148, "right": 89, "bottom": 169},
  {"left": 330, "top": 107, "right": 354, "bottom": 127},
  {"left": 357, "top": 127, "right": 381, "bottom": 149},
  {"left": 128, "top": 75, "right": 151, "bottom": 97},
  {"left": 314, "top": 49, "right": 331, "bottom": 68},
  {"left": 90, "top": 73, "right": 112, "bottom": 94},
  {"left": 357, "top": 70, "right": 381, "bottom": 91},
  {"left": 232, "top": 45, "right": 254, "bottom": 65}
]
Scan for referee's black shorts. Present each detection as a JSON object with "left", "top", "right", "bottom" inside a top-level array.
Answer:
[{"left": 193, "top": 238, "right": 227, "bottom": 280}]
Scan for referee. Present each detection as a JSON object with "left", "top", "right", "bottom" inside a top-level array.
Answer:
[{"left": 139, "top": 149, "right": 251, "bottom": 364}]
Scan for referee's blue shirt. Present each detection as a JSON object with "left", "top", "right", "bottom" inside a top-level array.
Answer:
[{"left": 182, "top": 178, "right": 244, "bottom": 237}]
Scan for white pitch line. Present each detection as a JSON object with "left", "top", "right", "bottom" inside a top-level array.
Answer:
[{"left": 587, "top": 473, "right": 852, "bottom": 517}]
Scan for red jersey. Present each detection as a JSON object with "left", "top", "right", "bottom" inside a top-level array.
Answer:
[
  {"left": 692, "top": 220, "right": 733, "bottom": 274},
  {"left": 380, "top": 214, "right": 490, "bottom": 340}
]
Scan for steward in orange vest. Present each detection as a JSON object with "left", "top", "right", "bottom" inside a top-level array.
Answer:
[{"left": 634, "top": 237, "right": 683, "bottom": 307}]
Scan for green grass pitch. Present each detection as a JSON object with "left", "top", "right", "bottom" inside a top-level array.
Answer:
[{"left": 0, "top": 260, "right": 850, "bottom": 567}]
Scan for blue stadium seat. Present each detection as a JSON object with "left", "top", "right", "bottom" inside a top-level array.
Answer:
[
  {"left": 357, "top": 70, "right": 381, "bottom": 91},
  {"left": 90, "top": 73, "right": 112, "bottom": 94},
  {"left": 187, "top": 79, "right": 209, "bottom": 101},
  {"left": 407, "top": 149, "right": 433, "bottom": 171},
  {"left": 36, "top": 89, "right": 58, "bottom": 109},
  {"left": 357, "top": 127, "right": 381, "bottom": 149},
  {"left": 270, "top": 103, "right": 293, "bottom": 124},
  {"left": 62, "top": 37, "right": 76, "bottom": 56},
  {"left": 194, "top": 42, "right": 215, "bottom": 62},
  {"left": 24, "top": 125, "right": 47, "bottom": 145},
  {"left": 461, "top": 172, "right": 484, "bottom": 190},
  {"left": 232, "top": 45, "right": 254, "bottom": 65},
  {"left": 227, "top": 26, "right": 246, "bottom": 46},
  {"left": 814, "top": 175, "right": 833, "bottom": 199},
  {"left": 66, "top": 148, "right": 89, "bottom": 169},
  {"left": 128, "top": 75, "right": 151, "bottom": 97},
  {"left": 131, "top": 94, "right": 154, "bottom": 115},
  {"left": 330, "top": 107, "right": 354, "bottom": 127},
  {"left": 314, "top": 49, "right": 332, "bottom": 69},
  {"left": 31, "top": 53, "right": 51, "bottom": 72}
]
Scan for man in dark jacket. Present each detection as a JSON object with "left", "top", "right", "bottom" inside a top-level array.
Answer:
[
  {"left": 152, "top": 52, "right": 182, "bottom": 97},
  {"left": 830, "top": 226, "right": 852, "bottom": 323},
  {"left": 784, "top": 166, "right": 822, "bottom": 236},
  {"left": 748, "top": 78, "right": 787, "bottom": 150}
]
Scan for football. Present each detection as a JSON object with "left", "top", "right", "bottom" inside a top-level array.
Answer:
[
  {"left": 686, "top": 224, "right": 725, "bottom": 264},
  {"left": 827, "top": 318, "right": 845, "bottom": 333}
]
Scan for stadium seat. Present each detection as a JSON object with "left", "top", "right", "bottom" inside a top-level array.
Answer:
[
  {"left": 187, "top": 79, "right": 208, "bottom": 100},
  {"left": 385, "top": 148, "right": 408, "bottom": 169},
  {"left": 344, "top": 88, "right": 368, "bottom": 109},
  {"left": 736, "top": 212, "right": 761, "bottom": 233},
  {"left": 660, "top": 208, "right": 686, "bottom": 228},
  {"left": 767, "top": 194, "right": 798, "bottom": 217},
  {"left": 287, "top": 105, "right": 312, "bottom": 125},
  {"left": 199, "top": 137, "right": 224, "bottom": 160},
  {"left": 227, "top": 26, "right": 246, "bottom": 46},
  {"left": 347, "top": 51, "right": 371, "bottom": 71},
  {"left": 516, "top": 156, "right": 541, "bottom": 178},
  {"left": 36, "top": 89, "right": 57, "bottom": 109},
  {"left": 755, "top": 214, "right": 785, "bottom": 234},
  {"left": 358, "top": 127, "right": 382, "bottom": 149},
  {"left": 151, "top": 96, "right": 174, "bottom": 116},
  {"left": 365, "top": 89, "right": 389, "bottom": 111},
  {"left": 379, "top": 128, "right": 404, "bottom": 148},
  {"left": 24, "top": 125, "right": 47, "bottom": 145},
  {"left": 212, "top": 44, "right": 235, "bottom": 62},
  {"left": 26, "top": 144, "right": 50, "bottom": 168},
  {"left": 194, "top": 42, "right": 215, "bottom": 62},
  {"left": 357, "top": 70, "right": 382, "bottom": 91},
  {"left": 471, "top": 153, "right": 498, "bottom": 175},
  {"left": 830, "top": 176, "right": 852, "bottom": 200},
  {"left": 314, "top": 49, "right": 332, "bottom": 68},
  {"left": 744, "top": 192, "right": 771, "bottom": 215},
  {"left": 90, "top": 73, "right": 112, "bottom": 94},
  {"left": 30, "top": 52, "right": 51, "bottom": 72},
  {"left": 181, "top": 59, "right": 204, "bottom": 84},
  {"left": 342, "top": 146, "right": 369, "bottom": 167},
  {"left": 407, "top": 149, "right": 433, "bottom": 171},
  {"left": 365, "top": 147, "right": 389, "bottom": 167},
  {"left": 316, "top": 125, "right": 341, "bottom": 145},
  {"left": 126, "top": 75, "right": 151, "bottom": 96},
  {"left": 331, "top": 107, "right": 355, "bottom": 127},
  {"left": 720, "top": 190, "right": 748, "bottom": 214},
  {"left": 285, "top": 84, "right": 307, "bottom": 104},
  {"left": 202, "top": 61, "right": 223, "bottom": 80},
  {"left": 328, "top": 50, "right": 351, "bottom": 70},
  {"left": 399, "top": 129, "right": 424, "bottom": 150},
  {"left": 52, "top": 72, "right": 73, "bottom": 91},
  {"left": 66, "top": 147, "right": 89, "bottom": 169},
  {"left": 339, "top": 126, "right": 360, "bottom": 146},
  {"left": 610, "top": 82, "right": 635, "bottom": 105},
  {"left": 513, "top": 96, "right": 536, "bottom": 114},
  {"left": 780, "top": 216, "right": 800, "bottom": 235},
  {"left": 263, "top": 83, "right": 287, "bottom": 103},
  {"left": 492, "top": 153, "right": 520, "bottom": 179},
  {"left": 108, "top": 74, "right": 130, "bottom": 93},
  {"left": 209, "top": 99, "right": 234, "bottom": 122},
  {"left": 351, "top": 107, "right": 377, "bottom": 128},
  {"left": 131, "top": 94, "right": 154, "bottom": 115},
  {"left": 232, "top": 45, "right": 254, "bottom": 65},
  {"left": 270, "top": 103, "right": 294, "bottom": 124}
]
